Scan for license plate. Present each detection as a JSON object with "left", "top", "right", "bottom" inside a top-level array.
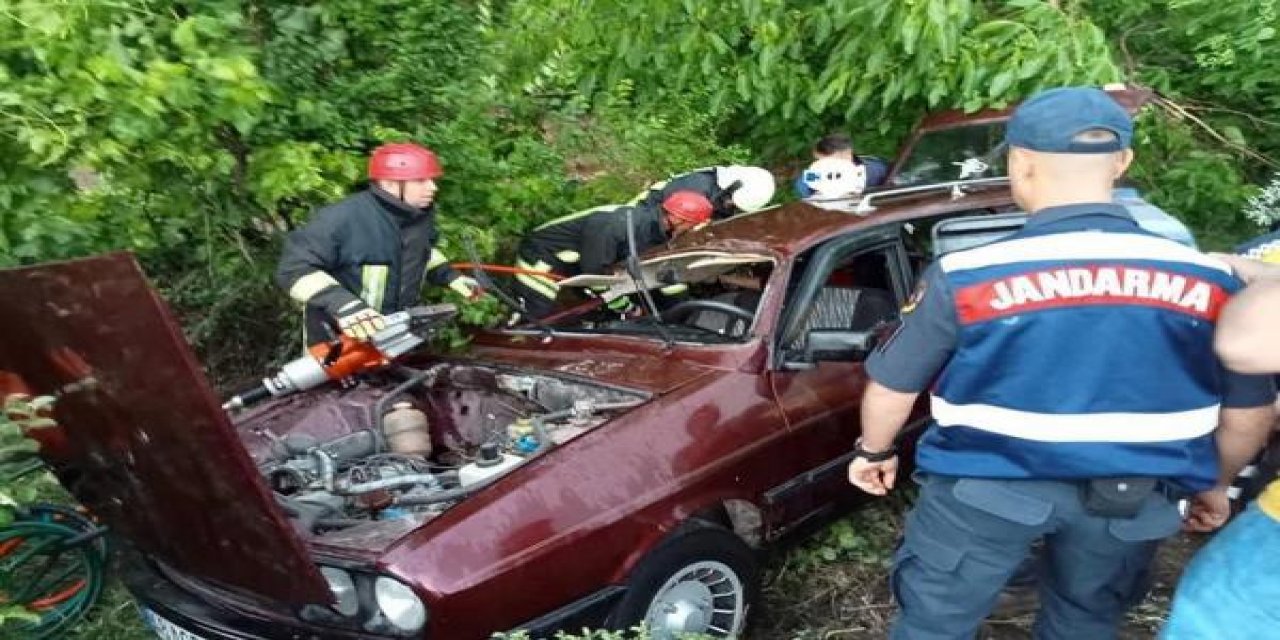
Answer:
[{"left": 141, "top": 608, "right": 209, "bottom": 640}]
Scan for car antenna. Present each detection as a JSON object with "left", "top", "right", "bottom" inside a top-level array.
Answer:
[
  {"left": 624, "top": 207, "right": 676, "bottom": 350},
  {"left": 459, "top": 232, "right": 556, "bottom": 341}
]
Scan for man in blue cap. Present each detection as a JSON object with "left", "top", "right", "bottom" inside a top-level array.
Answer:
[{"left": 847, "top": 86, "right": 1276, "bottom": 639}]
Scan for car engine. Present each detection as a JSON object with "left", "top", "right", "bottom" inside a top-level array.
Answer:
[{"left": 234, "top": 363, "right": 645, "bottom": 536}]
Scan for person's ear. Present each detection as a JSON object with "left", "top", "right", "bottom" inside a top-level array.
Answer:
[
  {"left": 1113, "top": 149, "right": 1135, "bottom": 179},
  {"left": 1007, "top": 147, "right": 1033, "bottom": 181}
]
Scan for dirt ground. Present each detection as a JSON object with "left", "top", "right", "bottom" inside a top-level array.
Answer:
[{"left": 751, "top": 505, "right": 1203, "bottom": 640}]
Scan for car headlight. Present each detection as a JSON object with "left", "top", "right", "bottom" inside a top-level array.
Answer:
[
  {"left": 320, "top": 567, "right": 359, "bottom": 617},
  {"left": 374, "top": 576, "right": 427, "bottom": 632}
]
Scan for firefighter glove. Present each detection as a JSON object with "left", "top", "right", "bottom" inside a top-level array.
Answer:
[
  {"left": 449, "top": 275, "right": 484, "bottom": 300},
  {"left": 336, "top": 303, "right": 386, "bottom": 341}
]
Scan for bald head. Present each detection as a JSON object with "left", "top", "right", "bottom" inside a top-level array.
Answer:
[{"left": 1008, "top": 129, "right": 1133, "bottom": 213}]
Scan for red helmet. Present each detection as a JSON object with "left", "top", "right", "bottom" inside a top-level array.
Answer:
[
  {"left": 662, "top": 190, "right": 714, "bottom": 224},
  {"left": 368, "top": 143, "right": 443, "bottom": 181}
]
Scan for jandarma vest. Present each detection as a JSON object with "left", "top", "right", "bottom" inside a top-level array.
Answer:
[{"left": 918, "top": 214, "right": 1239, "bottom": 491}]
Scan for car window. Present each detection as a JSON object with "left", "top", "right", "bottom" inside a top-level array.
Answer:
[
  {"left": 891, "top": 122, "right": 1008, "bottom": 187},
  {"left": 546, "top": 258, "right": 776, "bottom": 343},
  {"left": 781, "top": 242, "right": 904, "bottom": 351}
]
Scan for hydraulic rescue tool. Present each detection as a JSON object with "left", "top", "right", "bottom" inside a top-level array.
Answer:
[{"left": 222, "top": 304, "right": 457, "bottom": 412}]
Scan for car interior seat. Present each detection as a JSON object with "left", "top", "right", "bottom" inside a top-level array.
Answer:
[{"left": 787, "top": 286, "right": 897, "bottom": 351}]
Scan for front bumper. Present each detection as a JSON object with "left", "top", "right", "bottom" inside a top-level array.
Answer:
[{"left": 118, "top": 549, "right": 397, "bottom": 640}]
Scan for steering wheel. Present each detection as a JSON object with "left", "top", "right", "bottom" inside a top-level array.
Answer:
[{"left": 662, "top": 299, "right": 756, "bottom": 325}]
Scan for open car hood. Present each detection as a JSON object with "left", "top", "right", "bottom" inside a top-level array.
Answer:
[{"left": 0, "top": 254, "right": 331, "bottom": 605}]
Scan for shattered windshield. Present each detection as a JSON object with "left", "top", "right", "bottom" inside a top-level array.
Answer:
[
  {"left": 891, "top": 122, "right": 1008, "bottom": 187},
  {"left": 529, "top": 252, "right": 775, "bottom": 343}
]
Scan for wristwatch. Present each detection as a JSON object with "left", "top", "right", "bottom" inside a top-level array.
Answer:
[{"left": 853, "top": 437, "right": 897, "bottom": 462}]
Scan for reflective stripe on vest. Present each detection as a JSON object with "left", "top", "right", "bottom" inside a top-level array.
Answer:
[
  {"left": 515, "top": 258, "right": 560, "bottom": 300},
  {"left": 360, "top": 264, "right": 390, "bottom": 311},
  {"left": 288, "top": 271, "right": 341, "bottom": 304},
  {"left": 533, "top": 205, "right": 622, "bottom": 232},
  {"left": 426, "top": 248, "right": 450, "bottom": 271}
]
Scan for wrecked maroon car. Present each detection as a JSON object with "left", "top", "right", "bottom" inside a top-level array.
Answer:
[
  {"left": 0, "top": 173, "right": 1032, "bottom": 639},
  {"left": 0, "top": 85, "right": 1182, "bottom": 640}
]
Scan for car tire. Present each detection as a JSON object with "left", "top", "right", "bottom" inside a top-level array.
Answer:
[{"left": 608, "top": 522, "right": 759, "bottom": 639}]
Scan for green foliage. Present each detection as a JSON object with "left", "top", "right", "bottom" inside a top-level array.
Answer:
[
  {"left": 0, "top": 604, "right": 40, "bottom": 630},
  {"left": 503, "top": 0, "right": 1119, "bottom": 157},
  {"left": 788, "top": 492, "right": 909, "bottom": 571},
  {"left": 0, "top": 397, "right": 52, "bottom": 512},
  {"left": 1086, "top": 0, "right": 1280, "bottom": 246},
  {"left": 1129, "top": 112, "right": 1258, "bottom": 250},
  {"left": 0, "top": 1, "right": 747, "bottom": 385},
  {"left": 8, "top": 0, "right": 1274, "bottom": 384}
]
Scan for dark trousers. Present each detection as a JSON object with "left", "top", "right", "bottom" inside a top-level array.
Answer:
[{"left": 891, "top": 474, "right": 1182, "bottom": 640}]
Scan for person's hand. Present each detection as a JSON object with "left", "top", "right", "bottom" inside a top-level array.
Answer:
[
  {"left": 1183, "top": 486, "right": 1231, "bottom": 532},
  {"left": 1210, "top": 253, "right": 1280, "bottom": 285},
  {"left": 449, "top": 275, "right": 484, "bottom": 300},
  {"left": 337, "top": 306, "right": 386, "bottom": 341},
  {"left": 848, "top": 455, "right": 898, "bottom": 496}
]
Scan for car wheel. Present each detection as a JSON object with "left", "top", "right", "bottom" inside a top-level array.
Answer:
[{"left": 610, "top": 523, "right": 759, "bottom": 639}]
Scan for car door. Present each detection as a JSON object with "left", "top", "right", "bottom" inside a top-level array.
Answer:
[{"left": 762, "top": 229, "right": 914, "bottom": 535}]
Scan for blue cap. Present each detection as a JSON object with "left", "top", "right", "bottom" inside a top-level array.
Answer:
[{"left": 1005, "top": 87, "right": 1133, "bottom": 153}]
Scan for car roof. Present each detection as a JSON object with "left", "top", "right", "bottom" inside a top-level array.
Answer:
[
  {"left": 908, "top": 84, "right": 1153, "bottom": 136},
  {"left": 887, "top": 84, "right": 1156, "bottom": 182},
  {"left": 667, "top": 181, "right": 1016, "bottom": 257}
]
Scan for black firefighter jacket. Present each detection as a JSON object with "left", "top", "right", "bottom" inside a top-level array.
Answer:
[
  {"left": 276, "top": 186, "right": 460, "bottom": 343},
  {"left": 630, "top": 167, "right": 735, "bottom": 220},
  {"left": 516, "top": 203, "right": 670, "bottom": 279}
]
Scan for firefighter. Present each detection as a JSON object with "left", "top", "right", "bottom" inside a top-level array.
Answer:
[
  {"left": 631, "top": 165, "right": 775, "bottom": 221},
  {"left": 276, "top": 143, "right": 481, "bottom": 344},
  {"left": 512, "top": 190, "right": 714, "bottom": 319}
]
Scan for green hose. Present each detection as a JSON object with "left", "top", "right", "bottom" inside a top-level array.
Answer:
[{"left": 0, "top": 515, "right": 107, "bottom": 639}]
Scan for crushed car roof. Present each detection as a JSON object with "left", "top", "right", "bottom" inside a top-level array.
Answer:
[{"left": 667, "top": 183, "right": 1016, "bottom": 257}]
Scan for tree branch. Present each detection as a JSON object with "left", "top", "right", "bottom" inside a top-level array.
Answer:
[
  {"left": 1180, "top": 100, "right": 1280, "bottom": 130},
  {"left": 1154, "top": 96, "right": 1280, "bottom": 168}
]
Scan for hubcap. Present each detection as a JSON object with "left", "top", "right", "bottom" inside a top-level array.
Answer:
[{"left": 644, "top": 560, "right": 745, "bottom": 638}]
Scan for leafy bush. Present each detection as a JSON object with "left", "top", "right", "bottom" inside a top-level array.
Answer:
[{"left": 0, "top": 1, "right": 747, "bottom": 386}]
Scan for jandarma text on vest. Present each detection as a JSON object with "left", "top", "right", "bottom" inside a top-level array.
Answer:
[{"left": 955, "top": 265, "right": 1228, "bottom": 323}]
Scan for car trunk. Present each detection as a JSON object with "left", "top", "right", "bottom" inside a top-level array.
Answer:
[{"left": 0, "top": 253, "right": 332, "bottom": 605}]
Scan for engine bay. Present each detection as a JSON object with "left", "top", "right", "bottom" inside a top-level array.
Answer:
[{"left": 232, "top": 363, "right": 646, "bottom": 539}]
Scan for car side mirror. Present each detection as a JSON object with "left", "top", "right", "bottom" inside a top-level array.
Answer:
[
  {"left": 808, "top": 329, "right": 878, "bottom": 361},
  {"left": 782, "top": 330, "right": 879, "bottom": 370}
]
